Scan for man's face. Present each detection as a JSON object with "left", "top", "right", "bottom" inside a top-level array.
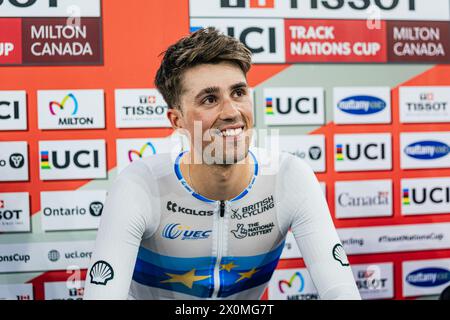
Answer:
[{"left": 175, "top": 61, "right": 254, "bottom": 164}]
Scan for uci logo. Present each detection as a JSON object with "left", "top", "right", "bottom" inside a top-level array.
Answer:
[
  {"left": 40, "top": 150, "right": 100, "bottom": 169},
  {"left": 336, "top": 143, "right": 386, "bottom": 161},
  {"left": 266, "top": 97, "right": 319, "bottom": 115},
  {"left": 89, "top": 201, "right": 103, "bottom": 217},
  {"left": 0, "top": 153, "right": 25, "bottom": 169},
  {"left": 403, "top": 187, "right": 450, "bottom": 205},
  {"left": 0, "top": 101, "right": 19, "bottom": 119}
]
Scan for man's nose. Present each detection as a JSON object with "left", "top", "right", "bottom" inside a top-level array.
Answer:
[{"left": 220, "top": 97, "right": 240, "bottom": 120}]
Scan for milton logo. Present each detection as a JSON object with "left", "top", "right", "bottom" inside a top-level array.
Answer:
[
  {"left": 49, "top": 93, "right": 94, "bottom": 126},
  {"left": 128, "top": 142, "right": 156, "bottom": 162},
  {"left": 0, "top": 101, "right": 19, "bottom": 120},
  {"left": 9, "top": 153, "right": 24, "bottom": 169},
  {"left": 89, "top": 201, "right": 103, "bottom": 217},
  {"left": 402, "top": 187, "right": 450, "bottom": 205},
  {"left": 40, "top": 150, "right": 100, "bottom": 169},
  {"left": 404, "top": 141, "right": 450, "bottom": 160},
  {"left": 335, "top": 143, "right": 386, "bottom": 161},
  {"left": 406, "top": 268, "right": 450, "bottom": 288},
  {"left": 265, "top": 96, "right": 319, "bottom": 115},
  {"left": 337, "top": 95, "right": 386, "bottom": 115}
]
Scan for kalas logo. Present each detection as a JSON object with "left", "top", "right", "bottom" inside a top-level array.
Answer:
[
  {"left": 406, "top": 267, "right": 450, "bottom": 287},
  {"left": 337, "top": 95, "right": 386, "bottom": 115},
  {"left": 128, "top": 142, "right": 156, "bottom": 162},
  {"left": 402, "top": 187, "right": 450, "bottom": 205},
  {"left": 336, "top": 143, "right": 386, "bottom": 161},
  {"left": 404, "top": 141, "right": 450, "bottom": 160},
  {"left": 166, "top": 201, "right": 213, "bottom": 216},
  {"left": 279, "top": 272, "right": 304, "bottom": 294},
  {"left": 162, "top": 223, "right": 212, "bottom": 240},
  {"left": 265, "top": 96, "right": 319, "bottom": 115},
  {"left": 0, "top": 101, "right": 19, "bottom": 120},
  {"left": 41, "top": 150, "right": 100, "bottom": 169}
]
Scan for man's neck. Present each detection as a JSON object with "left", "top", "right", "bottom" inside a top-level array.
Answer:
[{"left": 180, "top": 152, "right": 253, "bottom": 201}]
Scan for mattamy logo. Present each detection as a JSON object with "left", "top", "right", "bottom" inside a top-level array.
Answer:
[
  {"left": 190, "top": 18, "right": 285, "bottom": 63},
  {"left": 37, "top": 90, "right": 105, "bottom": 130},
  {"left": 337, "top": 222, "right": 450, "bottom": 255},
  {"left": 0, "top": 241, "right": 95, "bottom": 273},
  {"left": 403, "top": 258, "right": 450, "bottom": 297},
  {"left": 399, "top": 86, "right": 450, "bottom": 123},
  {"left": 400, "top": 132, "right": 450, "bottom": 169},
  {"left": 351, "top": 263, "right": 394, "bottom": 300},
  {"left": 0, "top": 141, "right": 28, "bottom": 182},
  {"left": 115, "top": 89, "right": 171, "bottom": 128},
  {"left": 335, "top": 180, "right": 392, "bottom": 219},
  {"left": 0, "top": 284, "right": 33, "bottom": 300},
  {"left": 278, "top": 135, "right": 326, "bottom": 172},
  {"left": 333, "top": 87, "right": 391, "bottom": 124},
  {"left": 0, "top": 90, "right": 27, "bottom": 131},
  {"left": 116, "top": 136, "right": 184, "bottom": 174},
  {"left": 39, "top": 139, "right": 106, "bottom": 180},
  {"left": 189, "top": 0, "right": 450, "bottom": 21},
  {"left": 401, "top": 177, "right": 450, "bottom": 216},
  {"left": 268, "top": 268, "right": 319, "bottom": 300},
  {"left": 263, "top": 87, "right": 325, "bottom": 126},
  {"left": 44, "top": 281, "right": 85, "bottom": 300},
  {"left": 334, "top": 133, "right": 392, "bottom": 172},
  {"left": 0, "top": 0, "right": 101, "bottom": 17},
  {"left": 0, "top": 192, "right": 30, "bottom": 233},
  {"left": 40, "top": 190, "right": 106, "bottom": 232}
]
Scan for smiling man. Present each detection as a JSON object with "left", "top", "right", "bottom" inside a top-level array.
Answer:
[{"left": 84, "top": 27, "right": 360, "bottom": 300}]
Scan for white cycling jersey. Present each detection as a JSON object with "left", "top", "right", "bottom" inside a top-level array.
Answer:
[{"left": 83, "top": 148, "right": 361, "bottom": 300}]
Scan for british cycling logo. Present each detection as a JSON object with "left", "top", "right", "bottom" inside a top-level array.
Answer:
[
  {"left": 337, "top": 95, "right": 386, "bottom": 115},
  {"left": 230, "top": 221, "right": 275, "bottom": 239},
  {"left": 332, "top": 244, "right": 349, "bottom": 267},
  {"left": 406, "top": 267, "right": 450, "bottom": 287},
  {"left": 166, "top": 201, "right": 213, "bottom": 216},
  {"left": 162, "top": 223, "right": 212, "bottom": 240},
  {"left": 90, "top": 260, "right": 114, "bottom": 285},
  {"left": 404, "top": 141, "right": 450, "bottom": 160},
  {"left": 89, "top": 201, "right": 104, "bottom": 217},
  {"left": 229, "top": 195, "right": 274, "bottom": 220}
]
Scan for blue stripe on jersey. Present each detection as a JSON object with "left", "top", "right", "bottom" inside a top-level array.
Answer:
[{"left": 173, "top": 150, "right": 259, "bottom": 203}]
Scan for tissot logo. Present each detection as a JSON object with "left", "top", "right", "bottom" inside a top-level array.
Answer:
[
  {"left": 0, "top": 142, "right": 28, "bottom": 181},
  {"left": 115, "top": 89, "right": 171, "bottom": 128},
  {"left": 38, "top": 90, "right": 105, "bottom": 130},
  {"left": 0, "top": 91, "right": 27, "bottom": 130},
  {"left": 39, "top": 140, "right": 106, "bottom": 180},
  {"left": 334, "top": 134, "right": 392, "bottom": 172},
  {"left": 400, "top": 86, "right": 450, "bottom": 123},
  {"left": 0, "top": 192, "right": 30, "bottom": 233},
  {"left": 351, "top": 263, "right": 393, "bottom": 299},
  {"left": 264, "top": 87, "right": 324, "bottom": 125},
  {"left": 166, "top": 201, "right": 213, "bottom": 216},
  {"left": 190, "top": 19, "right": 285, "bottom": 63},
  {"left": 220, "top": 0, "right": 280, "bottom": 9}
]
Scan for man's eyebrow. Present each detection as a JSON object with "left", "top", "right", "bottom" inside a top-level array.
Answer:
[
  {"left": 194, "top": 86, "right": 220, "bottom": 101},
  {"left": 230, "top": 82, "right": 248, "bottom": 91}
]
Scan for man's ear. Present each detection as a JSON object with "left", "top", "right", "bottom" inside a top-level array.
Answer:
[{"left": 167, "top": 107, "right": 184, "bottom": 130}]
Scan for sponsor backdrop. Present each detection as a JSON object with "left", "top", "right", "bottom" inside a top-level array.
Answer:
[{"left": 0, "top": 0, "right": 450, "bottom": 300}]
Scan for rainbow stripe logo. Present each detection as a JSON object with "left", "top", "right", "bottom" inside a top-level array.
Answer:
[
  {"left": 49, "top": 93, "right": 78, "bottom": 116},
  {"left": 403, "top": 188, "right": 410, "bottom": 205},
  {"left": 278, "top": 272, "right": 304, "bottom": 294},
  {"left": 265, "top": 97, "right": 274, "bottom": 115},
  {"left": 40, "top": 151, "right": 51, "bottom": 169},
  {"left": 336, "top": 144, "right": 344, "bottom": 161},
  {"left": 128, "top": 142, "right": 157, "bottom": 162}
]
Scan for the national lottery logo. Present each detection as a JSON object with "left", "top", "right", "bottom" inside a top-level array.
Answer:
[{"left": 128, "top": 141, "right": 157, "bottom": 162}]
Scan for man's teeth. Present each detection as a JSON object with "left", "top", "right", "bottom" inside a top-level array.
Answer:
[{"left": 219, "top": 127, "right": 243, "bottom": 137}]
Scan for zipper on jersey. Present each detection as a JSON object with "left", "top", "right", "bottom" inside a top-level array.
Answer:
[{"left": 212, "top": 200, "right": 226, "bottom": 298}]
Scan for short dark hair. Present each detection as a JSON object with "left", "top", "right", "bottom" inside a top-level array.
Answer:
[{"left": 154, "top": 27, "right": 252, "bottom": 109}]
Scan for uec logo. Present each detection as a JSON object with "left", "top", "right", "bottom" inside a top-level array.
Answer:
[
  {"left": 162, "top": 223, "right": 211, "bottom": 240},
  {"left": 337, "top": 95, "right": 386, "bottom": 115},
  {"left": 404, "top": 141, "right": 450, "bottom": 160}
]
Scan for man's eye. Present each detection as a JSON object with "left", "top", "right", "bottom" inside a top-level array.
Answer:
[
  {"left": 202, "top": 96, "right": 217, "bottom": 104},
  {"left": 234, "top": 89, "right": 246, "bottom": 97}
]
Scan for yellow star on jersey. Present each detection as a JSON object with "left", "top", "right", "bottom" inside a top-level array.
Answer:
[
  {"left": 235, "top": 268, "right": 259, "bottom": 283},
  {"left": 161, "top": 269, "right": 211, "bottom": 289},
  {"left": 220, "top": 262, "right": 238, "bottom": 272}
]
